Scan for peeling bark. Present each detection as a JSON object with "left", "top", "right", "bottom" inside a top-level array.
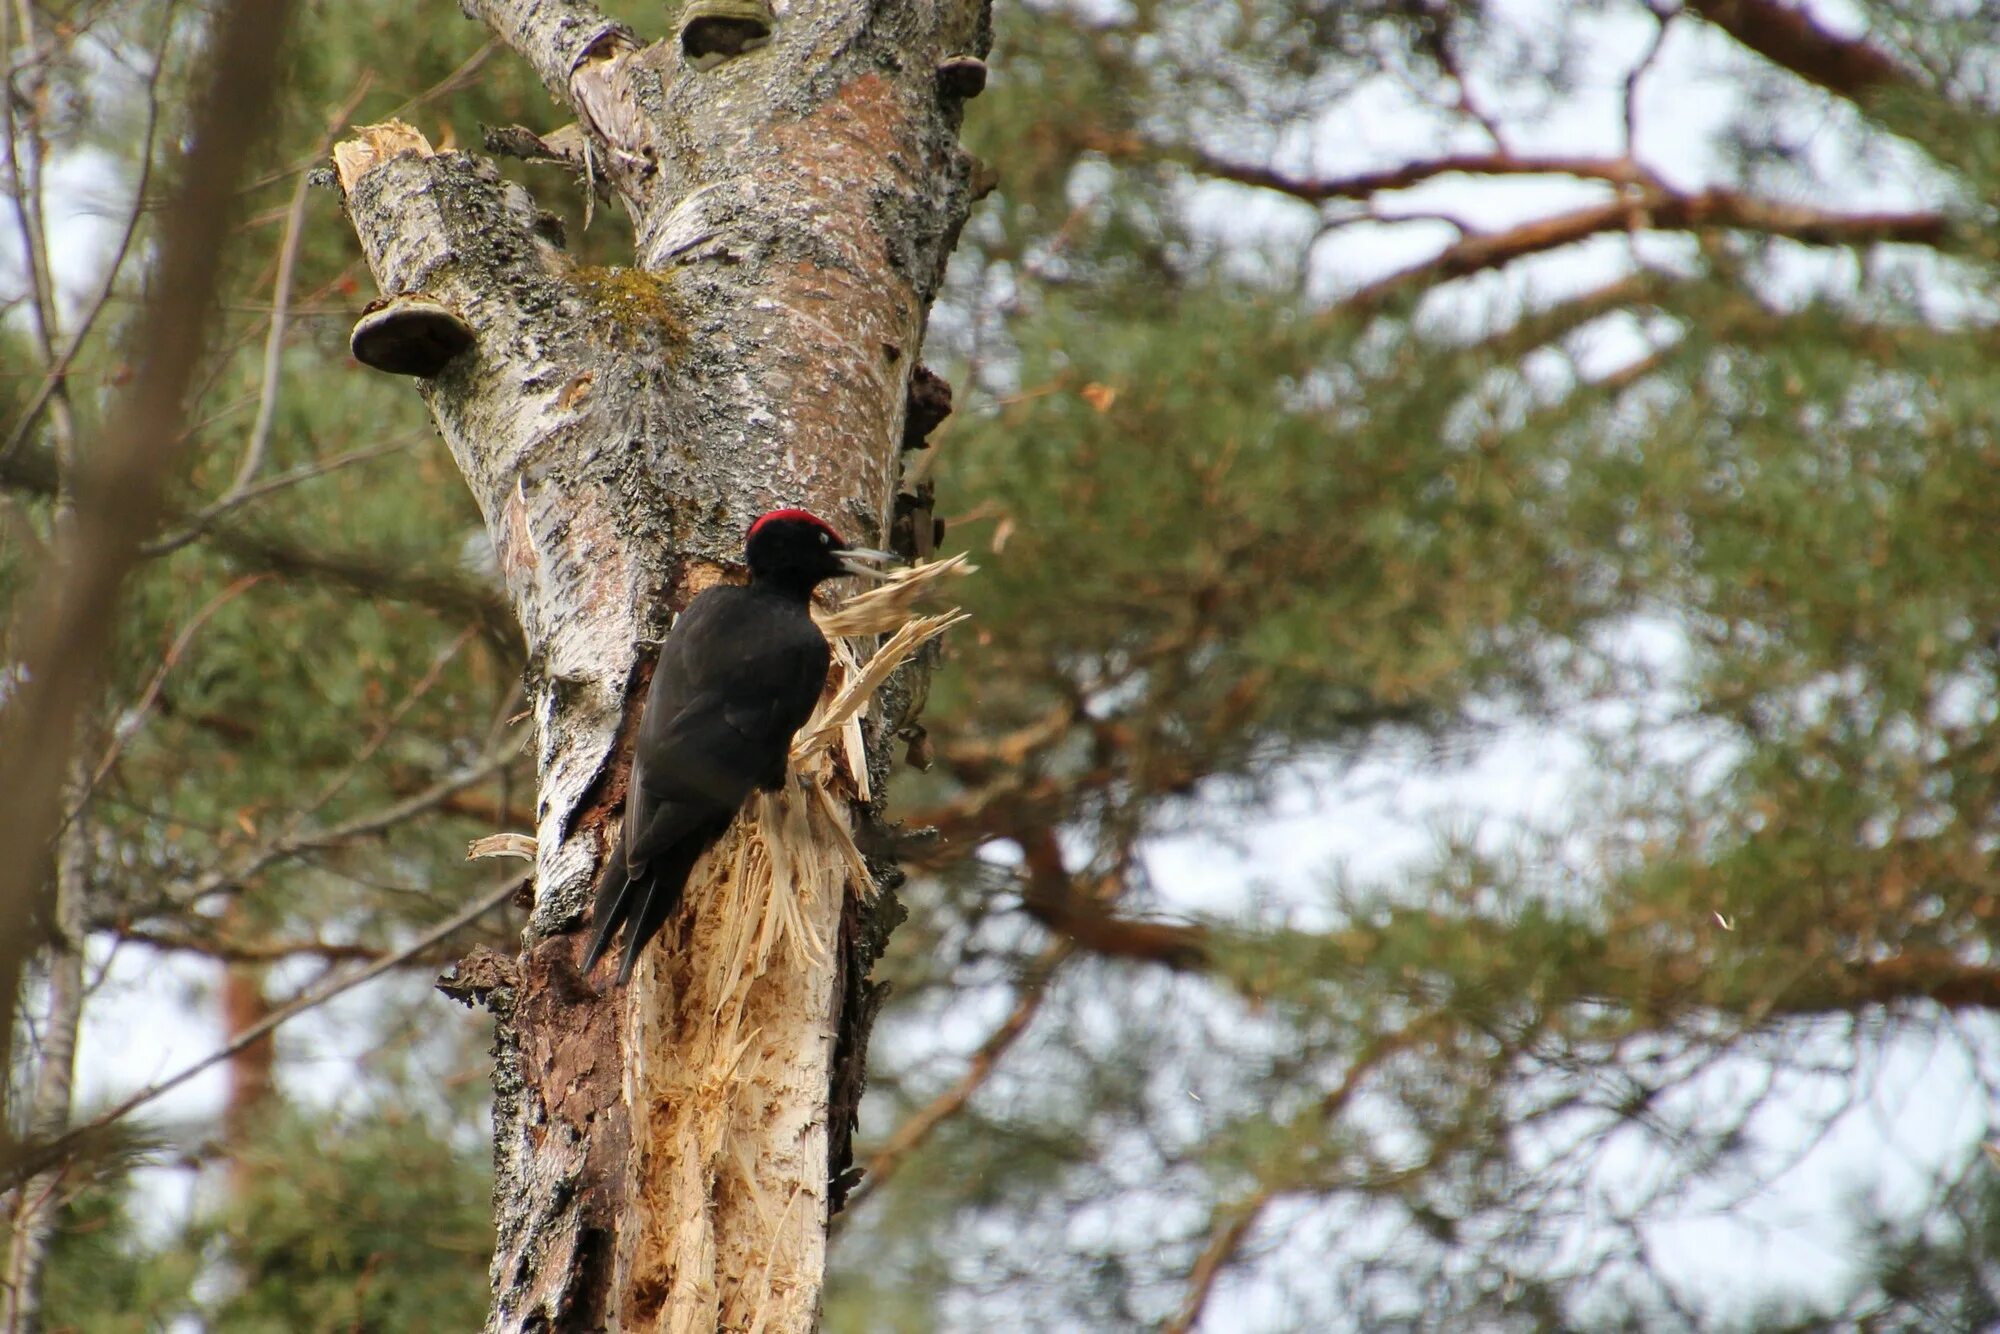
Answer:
[{"left": 336, "top": 2, "right": 990, "bottom": 1328}]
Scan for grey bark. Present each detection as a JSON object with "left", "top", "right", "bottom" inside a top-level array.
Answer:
[{"left": 336, "top": 2, "right": 990, "bottom": 1329}]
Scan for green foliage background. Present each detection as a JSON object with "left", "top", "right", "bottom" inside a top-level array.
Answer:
[{"left": 5, "top": 0, "right": 1999, "bottom": 1329}]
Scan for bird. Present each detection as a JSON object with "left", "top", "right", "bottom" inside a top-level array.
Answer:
[{"left": 581, "top": 509, "right": 899, "bottom": 984}]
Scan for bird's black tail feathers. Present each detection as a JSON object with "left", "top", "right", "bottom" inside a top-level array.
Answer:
[
  {"left": 616, "top": 819, "right": 727, "bottom": 984},
  {"left": 581, "top": 815, "right": 734, "bottom": 984},
  {"left": 580, "top": 839, "right": 634, "bottom": 977}
]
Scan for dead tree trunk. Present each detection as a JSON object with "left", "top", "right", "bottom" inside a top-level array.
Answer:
[{"left": 332, "top": 2, "right": 988, "bottom": 1330}]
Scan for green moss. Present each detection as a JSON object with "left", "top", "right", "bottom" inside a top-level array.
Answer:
[{"left": 571, "top": 264, "right": 687, "bottom": 344}]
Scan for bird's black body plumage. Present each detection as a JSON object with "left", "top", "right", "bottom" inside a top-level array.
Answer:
[{"left": 582, "top": 510, "right": 896, "bottom": 984}]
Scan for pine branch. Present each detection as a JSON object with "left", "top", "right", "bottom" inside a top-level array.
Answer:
[
  {"left": 1017, "top": 829, "right": 1210, "bottom": 971},
  {"left": 840, "top": 941, "right": 1071, "bottom": 1217},
  {"left": 1683, "top": 0, "right": 1913, "bottom": 104},
  {"left": 1093, "top": 135, "right": 1657, "bottom": 202},
  {"left": 1, "top": 874, "right": 524, "bottom": 1192},
  {"left": 0, "top": 445, "right": 519, "bottom": 651},
  {"left": 1349, "top": 188, "right": 1949, "bottom": 309}
]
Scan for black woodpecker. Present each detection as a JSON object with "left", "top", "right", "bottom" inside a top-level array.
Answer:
[{"left": 582, "top": 509, "right": 898, "bottom": 984}]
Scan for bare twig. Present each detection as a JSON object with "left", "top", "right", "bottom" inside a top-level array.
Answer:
[
  {"left": 4, "top": 874, "right": 523, "bottom": 1191},
  {"left": 115, "top": 917, "right": 515, "bottom": 967},
  {"left": 1166, "top": 1020, "right": 1441, "bottom": 1334},
  {"left": 1683, "top": 0, "right": 1912, "bottom": 104},
  {"left": 1, "top": 0, "right": 59, "bottom": 362},
  {"left": 0, "top": 6, "right": 171, "bottom": 466},
  {"left": 78, "top": 574, "right": 270, "bottom": 808},
  {"left": 236, "top": 38, "right": 498, "bottom": 197},
  {"left": 290, "top": 625, "right": 481, "bottom": 822},
  {"left": 113, "top": 927, "right": 386, "bottom": 966},
  {"left": 842, "top": 941, "right": 1071, "bottom": 1216},
  {"left": 1165, "top": 1186, "right": 1278, "bottom": 1334},
  {"left": 193, "top": 76, "right": 376, "bottom": 532},
  {"left": 1623, "top": 11, "right": 1676, "bottom": 159},
  {"left": 1428, "top": 15, "right": 1506, "bottom": 150},
  {"left": 141, "top": 440, "right": 413, "bottom": 556},
  {"left": 0, "top": 442, "right": 518, "bottom": 648},
  {"left": 155, "top": 749, "right": 518, "bottom": 917}
]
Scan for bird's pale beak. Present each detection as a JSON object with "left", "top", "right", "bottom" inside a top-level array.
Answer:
[{"left": 837, "top": 547, "right": 902, "bottom": 581}]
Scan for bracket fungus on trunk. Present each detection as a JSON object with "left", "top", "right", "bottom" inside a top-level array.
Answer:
[
  {"left": 349, "top": 294, "right": 476, "bottom": 378},
  {"left": 935, "top": 53, "right": 988, "bottom": 99}
]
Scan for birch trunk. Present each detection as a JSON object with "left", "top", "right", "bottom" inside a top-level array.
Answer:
[{"left": 332, "top": 2, "right": 989, "bottom": 1329}]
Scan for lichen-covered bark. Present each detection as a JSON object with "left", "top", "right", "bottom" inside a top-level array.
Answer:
[{"left": 336, "top": 1, "right": 990, "bottom": 1329}]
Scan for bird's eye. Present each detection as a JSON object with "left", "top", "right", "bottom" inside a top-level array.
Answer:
[{"left": 820, "top": 531, "right": 831, "bottom": 546}]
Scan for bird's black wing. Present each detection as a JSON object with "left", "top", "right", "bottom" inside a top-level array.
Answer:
[
  {"left": 720, "top": 637, "right": 831, "bottom": 788},
  {"left": 648, "top": 590, "right": 831, "bottom": 796}
]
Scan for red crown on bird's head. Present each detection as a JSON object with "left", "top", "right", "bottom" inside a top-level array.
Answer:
[{"left": 748, "top": 508, "right": 843, "bottom": 544}]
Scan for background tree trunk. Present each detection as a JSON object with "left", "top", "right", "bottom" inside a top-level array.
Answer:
[
  {"left": 0, "top": 759, "right": 86, "bottom": 1334},
  {"left": 333, "top": 3, "right": 990, "bottom": 1329}
]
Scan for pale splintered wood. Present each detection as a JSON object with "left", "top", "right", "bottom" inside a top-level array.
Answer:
[
  {"left": 813, "top": 552, "right": 974, "bottom": 639},
  {"left": 331, "top": 119, "right": 432, "bottom": 192},
  {"left": 467, "top": 832, "right": 537, "bottom": 862}
]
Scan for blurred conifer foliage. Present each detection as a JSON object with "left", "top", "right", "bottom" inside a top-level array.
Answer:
[{"left": 6, "top": 0, "right": 2000, "bottom": 1328}]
